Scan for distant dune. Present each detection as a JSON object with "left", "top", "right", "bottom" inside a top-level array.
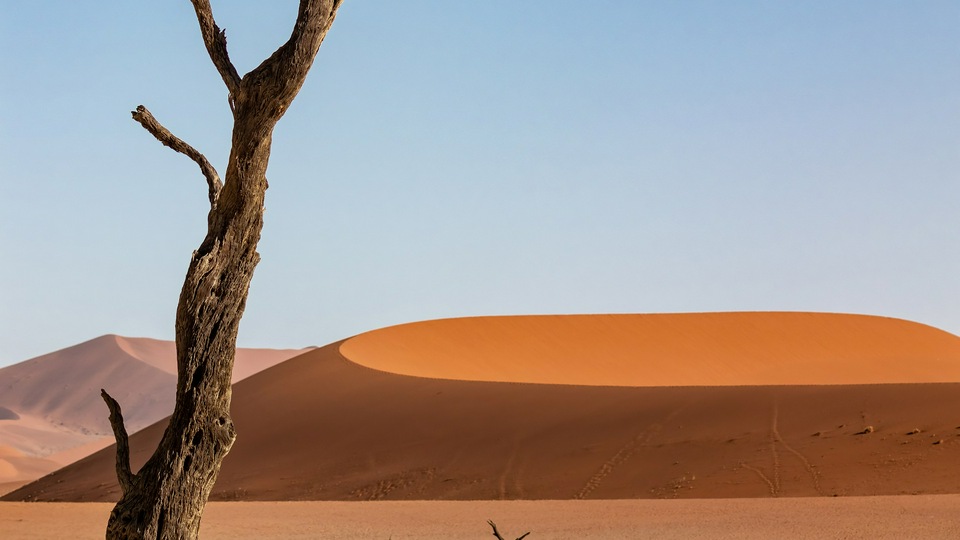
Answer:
[
  {"left": 8, "top": 312, "right": 960, "bottom": 503},
  {"left": 0, "top": 336, "right": 306, "bottom": 494}
]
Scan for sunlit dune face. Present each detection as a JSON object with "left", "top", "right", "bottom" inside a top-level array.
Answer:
[{"left": 340, "top": 313, "right": 960, "bottom": 386}]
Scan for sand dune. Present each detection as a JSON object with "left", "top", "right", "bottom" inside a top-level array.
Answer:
[
  {"left": 8, "top": 313, "right": 960, "bottom": 503},
  {"left": 0, "top": 335, "right": 305, "bottom": 494},
  {"left": 0, "top": 335, "right": 174, "bottom": 441}
]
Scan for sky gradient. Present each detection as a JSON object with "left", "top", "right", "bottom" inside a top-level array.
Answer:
[{"left": 2, "top": 1, "right": 958, "bottom": 366}]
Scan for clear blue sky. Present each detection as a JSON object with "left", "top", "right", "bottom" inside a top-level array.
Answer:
[{"left": 1, "top": 1, "right": 958, "bottom": 366}]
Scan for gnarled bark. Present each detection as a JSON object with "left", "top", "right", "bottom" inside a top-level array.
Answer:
[{"left": 103, "top": 2, "right": 343, "bottom": 539}]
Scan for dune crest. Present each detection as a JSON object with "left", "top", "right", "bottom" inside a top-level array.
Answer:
[{"left": 340, "top": 313, "right": 960, "bottom": 386}]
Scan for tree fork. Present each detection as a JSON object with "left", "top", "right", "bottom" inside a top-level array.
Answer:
[{"left": 103, "top": 2, "right": 343, "bottom": 538}]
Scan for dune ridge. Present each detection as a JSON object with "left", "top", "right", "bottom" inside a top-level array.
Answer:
[{"left": 340, "top": 313, "right": 960, "bottom": 386}]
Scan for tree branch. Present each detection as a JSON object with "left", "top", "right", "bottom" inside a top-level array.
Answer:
[
  {"left": 242, "top": 0, "right": 343, "bottom": 118},
  {"left": 488, "top": 520, "right": 506, "bottom": 540},
  {"left": 190, "top": 0, "right": 242, "bottom": 99},
  {"left": 131, "top": 105, "right": 222, "bottom": 205},
  {"left": 487, "top": 520, "right": 531, "bottom": 540},
  {"left": 101, "top": 389, "right": 134, "bottom": 494}
]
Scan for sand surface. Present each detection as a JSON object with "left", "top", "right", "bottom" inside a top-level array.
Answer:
[{"left": 3, "top": 497, "right": 960, "bottom": 539}]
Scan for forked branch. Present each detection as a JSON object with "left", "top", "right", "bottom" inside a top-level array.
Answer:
[
  {"left": 131, "top": 105, "right": 222, "bottom": 205},
  {"left": 487, "top": 520, "right": 531, "bottom": 540},
  {"left": 100, "top": 389, "right": 134, "bottom": 494},
  {"left": 242, "top": 0, "right": 343, "bottom": 118},
  {"left": 189, "top": 0, "right": 242, "bottom": 98}
]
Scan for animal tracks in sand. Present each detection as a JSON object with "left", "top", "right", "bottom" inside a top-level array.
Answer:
[
  {"left": 739, "top": 402, "right": 823, "bottom": 497},
  {"left": 575, "top": 408, "right": 684, "bottom": 499},
  {"left": 497, "top": 441, "right": 526, "bottom": 500},
  {"left": 771, "top": 403, "right": 823, "bottom": 495},
  {"left": 350, "top": 468, "right": 437, "bottom": 500}
]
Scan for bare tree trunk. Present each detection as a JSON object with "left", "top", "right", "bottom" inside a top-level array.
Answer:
[{"left": 101, "top": 2, "right": 342, "bottom": 538}]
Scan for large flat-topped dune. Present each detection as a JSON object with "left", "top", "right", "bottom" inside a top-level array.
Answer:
[
  {"left": 10, "top": 313, "right": 960, "bottom": 502},
  {"left": 11, "top": 339, "right": 960, "bottom": 502},
  {"left": 339, "top": 313, "right": 960, "bottom": 386}
]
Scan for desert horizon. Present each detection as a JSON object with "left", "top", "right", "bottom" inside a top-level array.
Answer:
[{"left": 5, "top": 1, "right": 956, "bottom": 537}]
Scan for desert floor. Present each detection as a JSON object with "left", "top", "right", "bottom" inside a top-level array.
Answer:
[{"left": 3, "top": 497, "right": 960, "bottom": 539}]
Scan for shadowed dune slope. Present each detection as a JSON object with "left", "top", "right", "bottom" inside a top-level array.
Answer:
[
  {"left": 9, "top": 313, "right": 960, "bottom": 502},
  {"left": 340, "top": 313, "right": 960, "bottom": 386}
]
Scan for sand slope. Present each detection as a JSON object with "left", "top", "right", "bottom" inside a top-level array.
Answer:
[
  {"left": 8, "top": 313, "right": 960, "bottom": 502},
  {"left": 0, "top": 335, "right": 305, "bottom": 493}
]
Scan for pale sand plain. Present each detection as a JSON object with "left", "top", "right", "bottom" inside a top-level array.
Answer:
[{"left": 4, "top": 497, "right": 960, "bottom": 539}]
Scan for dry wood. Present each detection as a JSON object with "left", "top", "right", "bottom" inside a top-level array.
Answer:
[
  {"left": 488, "top": 519, "right": 531, "bottom": 540},
  {"left": 102, "top": 2, "right": 343, "bottom": 538},
  {"left": 100, "top": 389, "right": 133, "bottom": 494},
  {"left": 189, "top": 0, "right": 241, "bottom": 100},
  {"left": 130, "top": 105, "right": 222, "bottom": 205}
]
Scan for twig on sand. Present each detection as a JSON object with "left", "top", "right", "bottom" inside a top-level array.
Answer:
[{"left": 487, "top": 519, "right": 531, "bottom": 540}]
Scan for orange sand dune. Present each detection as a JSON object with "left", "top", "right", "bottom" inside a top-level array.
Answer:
[
  {"left": 341, "top": 313, "right": 960, "bottom": 386},
  {"left": 9, "top": 313, "right": 960, "bottom": 503},
  {"left": 0, "top": 335, "right": 305, "bottom": 495}
]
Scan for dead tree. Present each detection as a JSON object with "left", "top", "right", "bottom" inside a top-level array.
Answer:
[{"left": 99, "top": 1, "right": 343, "bottom": 538}]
